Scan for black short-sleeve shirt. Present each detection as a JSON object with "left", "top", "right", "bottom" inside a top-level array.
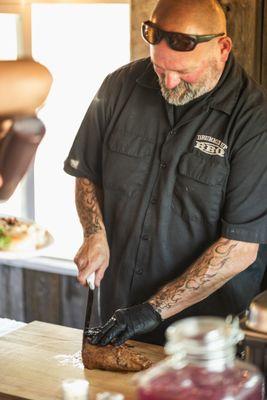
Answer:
[{"left": 64, "top": 53, "right": 267, "bottom": 345}]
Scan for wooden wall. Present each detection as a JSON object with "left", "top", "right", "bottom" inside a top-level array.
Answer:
[
  {"left": 220, "top": 0, "right": 264, "bottom": 84},
  {"left": 130, "top": 0, "right": 157, "bottom": 60},
  {"left": 1, "top": 0, "right": 267, "bottom": 328},
  {"left": 131, "top": 0, "right": 267, "bottom": 89},
  {"left": 0, "top": 265, "right": 88, "bottom": 328}
]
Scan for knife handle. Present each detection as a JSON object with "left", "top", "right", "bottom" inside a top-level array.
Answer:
[{"left": 86, "top": 272, "right": 95, "bottom": 290}]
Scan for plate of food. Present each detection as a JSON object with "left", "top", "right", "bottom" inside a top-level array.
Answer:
[{"left": 0, "top": 215, "right": 54, "bottom": 259}]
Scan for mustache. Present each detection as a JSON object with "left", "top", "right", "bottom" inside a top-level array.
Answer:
[
  {"left": 159, "top": 77, "right": 195, "bottom": 94},
  {"left": 157, "top": 59, "right": 222, "bottom": 106},
  {"left": 159, "top": 76, "right": 200, "bottom": 105}
]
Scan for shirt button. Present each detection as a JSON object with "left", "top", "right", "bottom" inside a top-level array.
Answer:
[
  {"left": 142, "top": 234, "right": 149, "bottom": 241},
  {"left": 160, "top": 161, "right": 167, "bottom": 169},
  {"left": 136, "top": 268, "right": 143, "bottom": 275},
  {"left": 169, "top": 130, "right": 175, "bottom": 136},
  {"left": 151, "top": 198, "right": 157, "bottom": 204}
]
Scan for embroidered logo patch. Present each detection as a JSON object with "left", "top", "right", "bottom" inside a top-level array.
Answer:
[
  {"left": 194, "top": 135, "right": 228, "bottom": 158},
  {"left": 70, "top": 159, "right": 80, "bottom": 169}
]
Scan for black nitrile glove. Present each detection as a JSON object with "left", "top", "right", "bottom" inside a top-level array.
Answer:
[{"left": 89, "top": 303, "right": 162, "bottom": 346}]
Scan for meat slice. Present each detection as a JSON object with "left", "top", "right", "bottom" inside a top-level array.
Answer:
[{"left": 82, "top": 339, "right": 152, "bottom": 372}]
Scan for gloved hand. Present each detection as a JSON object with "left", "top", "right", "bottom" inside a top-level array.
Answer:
[{"left": 89, "top": 303, "right": 162, "bottom": 346}]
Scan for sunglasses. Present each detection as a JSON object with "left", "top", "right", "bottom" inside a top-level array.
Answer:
[{"left": 142, "top": 20, "right": 225, "bottom": 52}]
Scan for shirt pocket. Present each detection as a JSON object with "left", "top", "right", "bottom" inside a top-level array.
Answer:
[
  {"left": 172, "top": 152, "right": 229, "bottom": 222},
  {"left": 103, "top": 130, "right": 155, "bottom": 197}
]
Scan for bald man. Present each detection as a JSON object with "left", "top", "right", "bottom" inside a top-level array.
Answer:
[{"left": 64, "top": 0, "right": 267, "bottom": 345}]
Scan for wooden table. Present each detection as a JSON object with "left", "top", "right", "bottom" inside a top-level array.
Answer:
[{"left": 0, "top": 321, "right": 165, "bottom": 400}]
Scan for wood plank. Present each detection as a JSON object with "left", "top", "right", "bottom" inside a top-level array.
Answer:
[
  {"left": 220, "top": 0, "right": 262, "bottom": 81},
  {"left": 24, "top": 270, "right": 60, "bottom": 324},
  {"left": 0, "top": 321, "right": 165, "bottom": 400},
  {"left": 0, "top": 266, "right": 90, "bottom": 328},
  {"left": 60, "top": 275, "right": 88, "bottom": 329},
  {"left": 131, "top": 0, "right": 157, "bottom": 61},
  {"left": 262, "top": 0, "right": 267, "bottom": 89},
  {"left": 0, "top": 265, "right": 24, "bottom": 321}
]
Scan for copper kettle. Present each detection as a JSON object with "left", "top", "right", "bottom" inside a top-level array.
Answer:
[{"left": 240, "top": 291, "right": 267, "bottom": 390}]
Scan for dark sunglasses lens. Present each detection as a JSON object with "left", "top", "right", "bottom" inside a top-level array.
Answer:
[
  {"left": 168, "top": 32, "right": 196, "bottom": 51},
  {"left": 142, "top": 24, "right": 162, "bottom": 45}
]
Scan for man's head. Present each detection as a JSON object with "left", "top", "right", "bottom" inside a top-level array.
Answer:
[{"left": 146, "top": 0, "right": 232, "bottom": 105}]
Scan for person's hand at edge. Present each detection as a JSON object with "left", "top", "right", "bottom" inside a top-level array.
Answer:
[
  {"left": 87, "top": 303, "right": 162, "bottom": 346},
  {"left": 74, "top": 232, "right": 110, "bottom": 288}
]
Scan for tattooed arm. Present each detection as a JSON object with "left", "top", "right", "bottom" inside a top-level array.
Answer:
[
  {"left": 75, "top": 177, "right": 105, "bottom": 236},
  {"left": 149, "top": 238, "right": 259, "bottom": 320},
  {"left": 88, "top": 238, "right": 258, "bottom": 346},
  {"left": 74, "top": 178, "right": 110, "bottom": 287}
]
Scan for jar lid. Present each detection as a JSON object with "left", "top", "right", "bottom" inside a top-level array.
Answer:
[
  {"left": 246, "top": 290, "right": 267, "bottom": 334},
  {"left": 165, "top": 316, "right": 244, "bottom": 356},
  {"left": 61, "top": 379, "right": 89, "bottom": 400},
  {"left": 96, "top": 392, "right": 124, "bottom": 400}
]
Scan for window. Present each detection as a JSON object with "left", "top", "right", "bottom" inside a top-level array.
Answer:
[
  {"left": 0, "top": 7, "right": 24, "bottom": 217},
  {"left": 0, "top": 13, "right": 18, "bottom": 59},
  {"left": 0, "top": 1, "right": 130, "bottom": 261}
]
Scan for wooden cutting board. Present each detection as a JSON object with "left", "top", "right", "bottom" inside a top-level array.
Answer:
[{"left": 0, "top": 321, "right": 165, "bottom": 400}]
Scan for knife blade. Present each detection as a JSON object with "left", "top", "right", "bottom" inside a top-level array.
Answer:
[
  {"left": 86, "top": 272, "right": 102, "bottom": 325},
  {"left": 86, "top": 272, "right": 95, "bottom": 290}
]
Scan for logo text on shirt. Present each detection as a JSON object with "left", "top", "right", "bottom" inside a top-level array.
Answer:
[
  {"left": 70, "top": 159, "right": 80, "bottom": 169},
  {"left": 194, "top": 135, "right": 228, "bottom": 158}
]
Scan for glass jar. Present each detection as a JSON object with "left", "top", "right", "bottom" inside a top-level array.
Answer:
[
  {"left": 61, "top": 379, "right": 89, "bottom": 400},
  {"left": 135, "top": 316, "right": 265, "bottom": 400}
]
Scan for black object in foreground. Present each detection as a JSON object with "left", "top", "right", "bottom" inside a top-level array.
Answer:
[{"left": 88, "top": 303, "right": 162, "bottom": 346}]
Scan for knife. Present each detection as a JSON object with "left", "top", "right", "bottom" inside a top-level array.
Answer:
[{"left": 86, "top": 272, "right": 102, "bottom": 325}]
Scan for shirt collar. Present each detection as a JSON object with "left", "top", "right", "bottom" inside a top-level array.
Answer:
[
  {"left": 136, "top": 59, "right": 160, "bottom": 90},
  {"left": 207, "top": 52, "right": 243, "bottom": 115},
  {"left": 136, "top": 52, "right": 243, "bottom": 116}
]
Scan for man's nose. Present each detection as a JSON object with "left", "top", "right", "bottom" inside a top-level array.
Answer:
[{"left": 164, "top": 71, "right": 181, "bottom": 89}]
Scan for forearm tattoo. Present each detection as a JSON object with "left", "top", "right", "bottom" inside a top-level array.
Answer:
[
  {"left": 75, "top": 178, "right": 104, "bottom": 237},
  {"left": 150, "top": 238, "right": 239, "bottom": 317}
]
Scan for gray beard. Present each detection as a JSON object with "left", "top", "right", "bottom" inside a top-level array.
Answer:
[{"left": 159, "top": 62, "right": 222, "bottom": 106}]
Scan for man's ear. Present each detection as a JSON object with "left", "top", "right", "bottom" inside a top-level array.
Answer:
[{"left": 219, "top": 36, "right": 232, "bottom": 62}]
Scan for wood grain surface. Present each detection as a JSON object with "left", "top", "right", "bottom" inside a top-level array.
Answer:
[
  {"left": 24, "top": 270, "right": 60, "bottom": 324},
  {"left": 0, "top": 265, "right": 24, "bottom": 322},
  {"left": 220, "top": 0, "right": 263, "bottom": 81},
  {"left": 0, "top": 265, "right": 88, "bottom": 330},
  {"left": 0, "top": 321, "right": 165, "bottom": 400},
  {"left": 130, "top": 0, "right": 157, "bottom": 60}
]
